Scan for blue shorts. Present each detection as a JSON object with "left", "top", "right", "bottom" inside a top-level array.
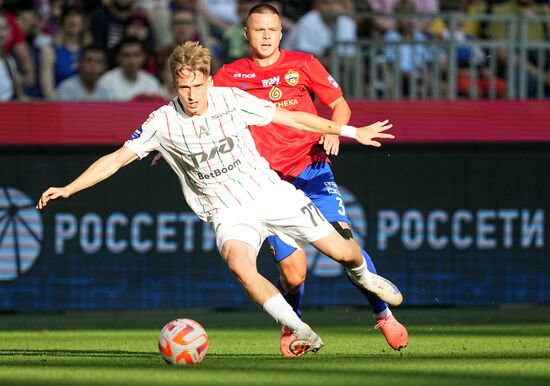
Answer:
[{"left": 267, "top": 162, "right": 350, "bottom": 262}]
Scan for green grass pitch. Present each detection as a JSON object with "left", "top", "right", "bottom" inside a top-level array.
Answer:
[{"left": 0, "top": 306, "right": 549, "bottom": 386}]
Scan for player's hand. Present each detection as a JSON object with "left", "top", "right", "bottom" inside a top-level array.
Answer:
[
  {"left": 319, "top": 134, "right": 340, "bottom": 155},
  {"left": 356, "top": 120, "right": 394, "bottom": 147},
  {"left": 36, "top": 187, "right": 71, "bottom": 210},
  {"left": 151, "top": 152, "right": 164, "bottom": 167}
]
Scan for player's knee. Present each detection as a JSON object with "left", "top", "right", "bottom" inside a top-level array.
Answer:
[
  {"left": 227, "top": 258, "right": 257, "bottom": 286},
  {"left": 281, "top": 271, "right": 306, "bottom": 293},
  {"left": 278, "top": 251, "right": 307, "bottom": 292},
  {"left": 221, "top": 244, "right": 256, "bottom": 282}
]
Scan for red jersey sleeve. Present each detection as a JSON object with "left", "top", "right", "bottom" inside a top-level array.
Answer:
[
  {"left": 306, "top": 55, "right": 343, "bottom": 106},
  {"left": 4, "top": 13, "right": 25, "bottom": 53},
  {"left": 213, "top": 65, "right": 231, "bottom": 87}
]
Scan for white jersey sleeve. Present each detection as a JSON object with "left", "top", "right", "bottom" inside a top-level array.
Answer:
[
  {"left": 230, "top": 87, "right": 275, "bottom": 127},
  {"left": 123, "top": 110, "right": 162, "bottom": 158}
]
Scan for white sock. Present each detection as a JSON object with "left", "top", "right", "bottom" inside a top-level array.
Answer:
[
  {"left": 262, "top": 293, "right": 310, "bottom": 332},
  {"left": 374, "top": 308, "right": 392, "bottom": 320},
  {"left": 346, "top": 261, "right": 374, "bottom": 287}
]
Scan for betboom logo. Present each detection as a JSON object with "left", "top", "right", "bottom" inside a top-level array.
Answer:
[{"left": 0, "top": 187, "right": 43, "bottom": 281}]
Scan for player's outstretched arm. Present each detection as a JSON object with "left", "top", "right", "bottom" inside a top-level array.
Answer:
[
  {"left": 271, "top": 107, "right": 394, "bottom": 147},
  {"left": 36, "top": 146, "right": 138, "bottom": 210}
]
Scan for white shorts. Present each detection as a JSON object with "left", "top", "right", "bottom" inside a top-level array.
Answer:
[{"left": 211, "top": 180, "right": 334, "bottom": 254}]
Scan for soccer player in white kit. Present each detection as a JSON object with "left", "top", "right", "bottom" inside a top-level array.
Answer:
[{"left": 37, "top": 41, "right": 400, "bottom": 356}]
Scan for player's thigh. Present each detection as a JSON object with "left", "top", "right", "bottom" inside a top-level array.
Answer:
[
  {"left": 211, "top": 208, "right": 264, "bottom": 257},
  {"left": 220, "top": 239, "right": 260, "bottom": 281},
  {"left": 310, "top": 229, "right": 361, "bottom": 264},
  {"left": 260, "top": 182, "right": 333, "bottom": 249}
]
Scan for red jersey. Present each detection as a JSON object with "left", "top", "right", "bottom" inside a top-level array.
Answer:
[
  {"left": 3, "top": 13, "right": 25, "bottom": 53},
  {"left": 214, "top": 49, "right": 343, "bottom": 180}
]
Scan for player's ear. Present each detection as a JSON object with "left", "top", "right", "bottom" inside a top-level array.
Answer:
[
  {"left": 207, "top": 76, "right": 213, "bottom": 87},
  {"left": 243, "top": 27, "right": 249, "bottom": 41}
]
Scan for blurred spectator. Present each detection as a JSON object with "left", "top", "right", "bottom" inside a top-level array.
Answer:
[
  {"left": 365, "top": 0, "right": 398, "bottom": 36},
  {"left": 96, "top": 36, "right": 161, "bottom": 101},
  {"left": 40, "top": 5, "right": 91, "bottom": 100},
  {"left": 15, "top": 3, "right": 52, "bottom": 99},
  {"left": 383, "top": 0, "right": 434, "bottom": 96},
  {"left": 89, "top": 0, "right": 136, "bottom": 68},
  {"left": 124, "top": 10, "right": 157, "bottom": 74},
  {"left": 32, "top": 0, "right": 51, "bottom": 25},
  {"left": 170, "top": 7, "right": 201, "bottom": 44},
  {"left": 55, "top": 44, "right": 109, "bottom": 100},
  {"left": 136, "top": 0, "right": 172, "bottom": 49},
  {"left": 489, "top": 0, "right": 550, "bottom": 97},
  {"left": 82, "top": 1, "right": 103, "bottom": 13},
  {"left": 412, "top": 0, "right": 440, "bottom": 33},
  {"left": 490, "top": 0, "right": 549, "bottom": 39},
  {"left": 355, "top": 0, "right": 376, "bottom": 38},
  {"left": 462, "top": 0, "right": 491, "bottom": 39},
  {"left": 439, "top": 11, "right": 507, "bottom": 98},
  {"left": 0, "top": 11, "right": 25, "bottom": 100},
  {"left": 39, "top": 0, "right": 62, "bottom": 36},
  {"left": 170, "top": 0, "right": 223, "bottom": 67},
  {"left": 263, "top": 1, "right": 297, "bottom": 36},
  {"left": 196, "top": 0, "right": 238, "bottom": 39},
  {"left": 156, "top": 7, "right": 201, "bottom": 67},
  {"left": 0, "top": 0, "right": 36, "bottom": 88},
  {"left": 35, "top": 1, "right": 101, "bottom": 38},
  {"left": 171, "top": 0, "right": 197, "bottom": 11},
  {"left": 157, "top": 6, "right": 225, "bottom": 72},
  {"left": 221, "top": 0, "right": 259, "bottom": 63},
  {"left": 156, "top": 51, "right": 175, "bottom": 100},
  {"left": 283, "top": 0, "right": 357, "bottom": 66},
  {"left": 278, "top": 0, "right": 313, "bottom": 22},
  {"left": 365, "top": 0, "right": 440, "bottom": 35}
]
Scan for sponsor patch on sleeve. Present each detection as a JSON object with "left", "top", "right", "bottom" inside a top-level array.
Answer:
[
  {"left": 327, "top": 75, "right": 339, "bottom": 88},
  {"left": 128, "top": 127, "right": 143, "bottom": 141}
]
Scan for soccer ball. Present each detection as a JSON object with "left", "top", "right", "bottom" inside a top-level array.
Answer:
[{"left": 158, "top": 318, "right": 209, "bottom": 365}]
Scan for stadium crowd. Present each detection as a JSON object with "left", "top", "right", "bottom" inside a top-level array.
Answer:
[{"left": 1, "top": 0, "right": 549, "bottom": 102}]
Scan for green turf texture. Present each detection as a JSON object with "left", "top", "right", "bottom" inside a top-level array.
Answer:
[{"left": 0, "top": 306, "right": 549, "bottom": 386}]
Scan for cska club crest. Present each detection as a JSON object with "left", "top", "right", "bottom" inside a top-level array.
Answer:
[{"left": 284, "top": 69, "right": 299, "bottom": 86}]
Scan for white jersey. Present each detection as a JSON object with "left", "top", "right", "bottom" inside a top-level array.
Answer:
[{"left": 124, "top": 86, "right": 281, "bottom": 222}]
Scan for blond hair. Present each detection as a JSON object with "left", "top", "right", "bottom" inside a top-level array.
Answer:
[{"left": 169, "top": 41, "right": 211, "bottom": 85}]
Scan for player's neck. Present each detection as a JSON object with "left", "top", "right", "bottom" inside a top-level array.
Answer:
[{"left": 252, "top": 49, "right": 281, "bottom": 67}]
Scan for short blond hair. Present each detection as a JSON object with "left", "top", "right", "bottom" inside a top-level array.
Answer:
[{"left": 169, "top": 41, "right": 211, "bottom": 85}]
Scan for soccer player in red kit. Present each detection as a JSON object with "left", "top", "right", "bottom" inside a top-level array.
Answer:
[{"left": 214, "top": 3, "right": 408, "bottom": 355}]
